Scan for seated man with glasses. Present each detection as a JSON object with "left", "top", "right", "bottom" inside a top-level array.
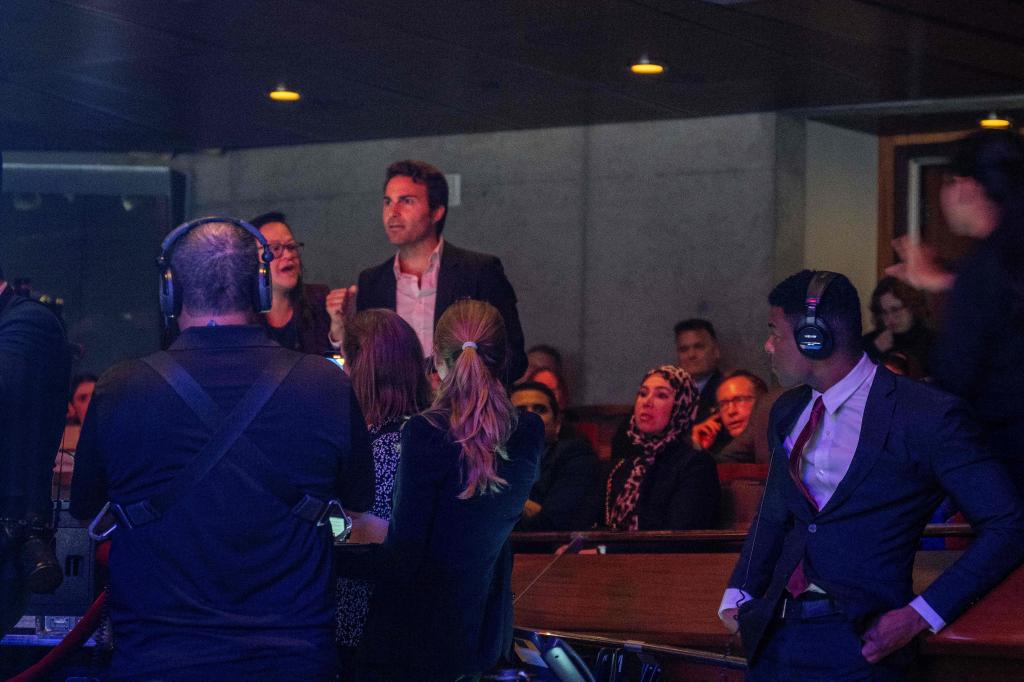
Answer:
[
  {"left": 250, "top": 212, "right": 333, "bottom": 354},
  {"left": 693, "top": 370, "right": 770, "bottom": 463}
]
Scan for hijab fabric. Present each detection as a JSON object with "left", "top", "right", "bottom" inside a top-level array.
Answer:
[{"left": 606, "top": 365, "right": 699, "bottom": 530}]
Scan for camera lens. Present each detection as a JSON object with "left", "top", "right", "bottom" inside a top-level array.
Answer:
[{"left": 19, "top": 535, "right": 63, "bottom": 593}]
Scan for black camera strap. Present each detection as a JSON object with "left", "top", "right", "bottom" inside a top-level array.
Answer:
[{"left": 110, "top": 350, "right": 332, "bottom": 529}]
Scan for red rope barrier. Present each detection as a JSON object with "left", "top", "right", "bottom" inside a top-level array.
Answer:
[
  {"left": 4, "top": 590, "right": 106, "bottom": 682},
  {"left": 4, "top": 542, "right": 111, "bottom": 682}
]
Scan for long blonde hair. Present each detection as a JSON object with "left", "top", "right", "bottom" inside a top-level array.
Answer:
[{"left": 425, "top": 299, "right": 516, "bottom": 499}]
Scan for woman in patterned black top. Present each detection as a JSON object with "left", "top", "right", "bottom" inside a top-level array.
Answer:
[{"left": 334, "top": 309, "right": 430, "bottom": 677}]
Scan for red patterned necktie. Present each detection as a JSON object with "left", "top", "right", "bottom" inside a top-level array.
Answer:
[{"left": 786, "top": 396, "right": 825, "bottom": 596}]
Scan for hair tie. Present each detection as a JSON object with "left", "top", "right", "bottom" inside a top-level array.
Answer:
[{"left": 462, "top": 341, "right": 478, "bottom": 351}]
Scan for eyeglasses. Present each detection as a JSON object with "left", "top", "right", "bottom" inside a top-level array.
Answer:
[
  {"left": 717, "top": 395, "right": 756, "bottom": 410},
  {"left": 268, "top": 242, "right": 304, "bottom": 257}
]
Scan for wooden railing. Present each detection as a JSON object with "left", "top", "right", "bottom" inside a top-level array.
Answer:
[
  {"left": 511, "top": 525, "right": 1023, "bottom": 681},
  {"left": 510, "top": 524, "right": 975, "bottom": 550}
]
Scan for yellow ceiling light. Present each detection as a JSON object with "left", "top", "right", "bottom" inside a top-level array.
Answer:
[
  {"left": 979, "top": 112, "right": 1011, "bottom": 129},
  {"left": 630, "top": 56, "right": 664, "bottom": 75},
  {"left": 269, "top": 84, "right": 301, "bottom": 102}
]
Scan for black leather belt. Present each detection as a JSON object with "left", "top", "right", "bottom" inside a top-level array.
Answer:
[{"left": 779, "top": 593, "right": 844, "bottom": 620}]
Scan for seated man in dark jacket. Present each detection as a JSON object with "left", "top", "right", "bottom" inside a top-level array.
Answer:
[{"left": 511, "top": 382, "right": 600, "bottom": 531}]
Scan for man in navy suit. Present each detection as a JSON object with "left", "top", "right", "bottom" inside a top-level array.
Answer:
[
  {"left": 326, "top": 160, "right": 527, "bottom": 382},
  {"left": 719, "top": 270, "right": 1024, "bottom": 679}
]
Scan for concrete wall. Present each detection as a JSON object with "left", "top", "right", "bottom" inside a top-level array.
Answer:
[
  {"left": 165, "top": 113, "right": 788, "bottom": 404},
  {"left": 7, "top": 114, "right": 883, "bottom": 404},
  {"left": 804, "top": 121, "right": 879, "bottom": 327}
]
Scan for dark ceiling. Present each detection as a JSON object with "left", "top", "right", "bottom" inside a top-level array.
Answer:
[{"left": 3, "top": 0, "right": 1024, "bottom": 152}]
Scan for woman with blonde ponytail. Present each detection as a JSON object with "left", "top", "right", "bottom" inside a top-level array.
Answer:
[{"left": 358, "top": 300, "right": 543, "bottom": 681}]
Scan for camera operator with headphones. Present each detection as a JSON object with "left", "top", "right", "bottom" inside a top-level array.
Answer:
[
  {"left": 0, "top": 258, "right": 72, "bottom": 636},
  {"left": 717, "top": 270, "right": 1024, "bottom": 680},
  {"left": 70, "top": 218, "right": 374, "bottom": 680}
]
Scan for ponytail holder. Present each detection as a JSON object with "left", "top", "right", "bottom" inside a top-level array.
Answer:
[{"left": 462, "top": 341, "right": 478, "bottom": 351}]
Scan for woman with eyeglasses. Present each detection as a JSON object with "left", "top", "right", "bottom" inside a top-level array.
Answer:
[
  {"left": 861, "top": 276, "right": 934, "bottom": 378},
  {"left": 250, "top": 212, "right": 333, "bottom": 353},
  {"left": 605, "top": 365, "right": 720, "bottom": 531}
]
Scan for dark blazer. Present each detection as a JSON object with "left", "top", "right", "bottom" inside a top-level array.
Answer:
[
  {"left": 355, "top": 241, "right": 528, "bottom": 382},
  {"left": 0, "top": 287, "right": 71, "bottom": 521},
  {"left": 606, "top": 439, "right": 721, "bottom": 530},
  {"left": 517, "top": 437, "right": 601, "bottom": 532},
  {"left": 729, "top": 368, "right": 1024, "bottom": 662},
  {"left": 358, "top": 412, "right": 543, "bottom": 679}
]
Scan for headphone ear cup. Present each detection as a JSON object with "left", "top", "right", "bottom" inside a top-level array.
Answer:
[
  {"left": 795, "top": 321, "right": 833, "bottom": 360},
  {"left": 159, "top": 264, "right": 182, "bottom": 319},
  {"left": 254, "top": 260, "right": 273, "bottom": 313}
]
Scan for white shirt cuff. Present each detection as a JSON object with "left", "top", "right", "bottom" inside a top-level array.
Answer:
[
  {"left": 718, "top": 588, "right": 752, "bottom": 620},
  {"left": 910, "top": 595, "right": 946, "bottom": 633}
]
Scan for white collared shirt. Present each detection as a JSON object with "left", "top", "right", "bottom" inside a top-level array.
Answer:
[
  {"left": 394, "top": 238, "right": 443, "bottom": 358},
  {"left": 719, "top": 355, "right": 945, "bottom": 632},
  {"left": 788, "top": 353, "right": 876, "bottom": 510}
]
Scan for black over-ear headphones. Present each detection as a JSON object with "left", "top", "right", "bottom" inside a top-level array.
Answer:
[
  {"left": 795, "top": 271, "right": 838, "bottom": 360},
  {"left": 157, "top": 216, "right": 274, "bottom": 321}
]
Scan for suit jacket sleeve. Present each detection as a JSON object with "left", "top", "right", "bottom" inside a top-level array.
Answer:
[
  {"left": 918, "top": 398, "right": 1024, "bottom": 621},
  {"left": 478, "top": 257, "right": 527, "bottom": 383}
]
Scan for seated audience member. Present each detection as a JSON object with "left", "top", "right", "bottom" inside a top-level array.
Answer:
[
  {"left": 250, "top": 212, "right": 333, "bottom": 353},
  {"left": 358, "top": 300, "right": 543, "bottom": 680},
  {"left": 674, "top": 318, "right": 723, "bottom": 421},
  {"left": 862, "top": 276, "right": 934, "bottom": 378},
  {"left": 53, "top": 373, "right": 98, "bottom": 497},
  {"left": 606, "top": 365, "right": 720, "bottom": 531},
  {"left": 511, "top": 381, "right": 601, "bottom": 531},
  {"left": 335, "top": 309, "right": 430, "bottom": 674},
  {"left": 524, "top": 365, "right": 569, "bottom": 414},
  {"left": 523, "top": 364, "right": 581, "bottom": 441},
  {"left": 523, "top": 343, "right": 563, "bottom": 379},
  {"left": 694, "top": 370, "right": 770, "bottom": 464}
]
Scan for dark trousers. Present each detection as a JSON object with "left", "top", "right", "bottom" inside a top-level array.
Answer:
[{"left": 748, "top": 612, "right": 914, "bottom": 682}]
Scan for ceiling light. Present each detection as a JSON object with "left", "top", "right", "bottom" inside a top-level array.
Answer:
[
  {"left": 979, "top": 112, "right": 1012, "bottom": 129},
  {"left": 630, "top": 56, "right": 664, "bottom": 75},
  {"left": 269, "top": 85, "right": 301, "bottom": 102}
]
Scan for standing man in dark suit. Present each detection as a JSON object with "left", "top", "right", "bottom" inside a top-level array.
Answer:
[
  {"left": 0, "top": 262, "right": 72, "bottom": 635},
  {"left": 719, "top": 270, "right": 1024, "bottom": 679},
  {"left": 326, "top": 160, "right": 527, "bottom": 382}
]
